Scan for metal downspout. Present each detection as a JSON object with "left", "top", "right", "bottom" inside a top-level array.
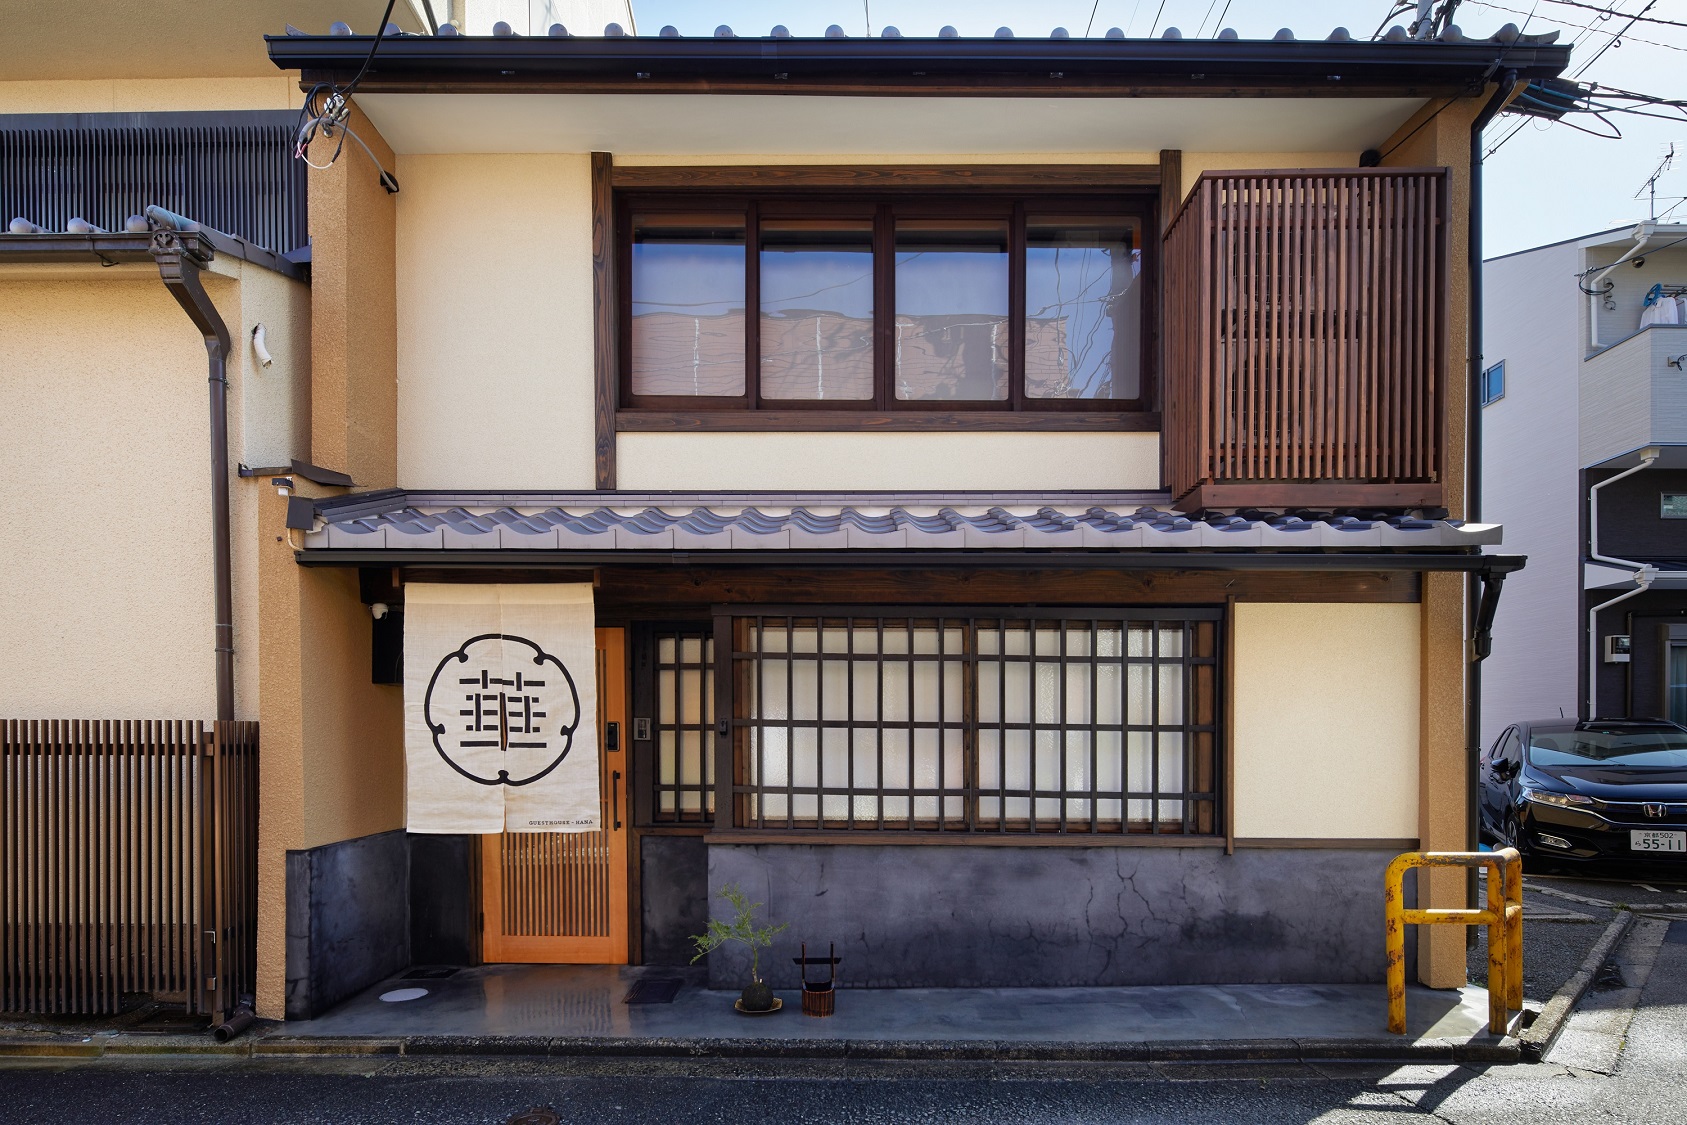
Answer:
[
  {"left": 148, "top": 211, "right": 235, "bottom": 722},
  {"left": 1466, "top": 71, "right": 1519, "bottom": 917},
  {"left": 1586, "top": 453, "right": 1660, "bottom": 718}
]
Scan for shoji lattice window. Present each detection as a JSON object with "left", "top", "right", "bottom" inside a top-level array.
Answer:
[{"left": 722, "top": 610, "right": 1220, "bottom": 836}]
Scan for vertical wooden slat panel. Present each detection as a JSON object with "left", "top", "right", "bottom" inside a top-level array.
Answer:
[
  {"left": 0, "top": 719, "right": 256, "bottom": 1017},
  {"left": 1164, "top": 169, "right": 1445, "bottom": 505}
]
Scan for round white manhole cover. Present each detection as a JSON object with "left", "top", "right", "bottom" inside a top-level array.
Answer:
[{"left": 378, "top": 987, "right": 429, "bottom": 1003}]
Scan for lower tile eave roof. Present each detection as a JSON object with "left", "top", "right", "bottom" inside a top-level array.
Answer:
[{"left": 300, "top": 491, "right": 1500, "bottom": 553}]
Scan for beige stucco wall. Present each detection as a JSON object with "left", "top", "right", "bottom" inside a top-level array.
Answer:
[
  {"left": 0, "top": 78, "right": 301, "bottom": 114},
  {"left": 1231, "top": 603, "right": 1421, "bottom": 840},
  {"left": 254, "top": 484, "right": 406, "bottom": 1019},
  {"left": 395, "top": 152, "right": 597, "bottom": 490},
  {"left": 618, "top": 431, "right": 1161, "bottom": 491},
  {"left": 0, "top": 260, "right": 303, "bottom": 722}
]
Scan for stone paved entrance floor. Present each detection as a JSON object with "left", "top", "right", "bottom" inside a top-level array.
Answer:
[{"left": 269, "top": 963, "right": 1506, "bottom": 1061}]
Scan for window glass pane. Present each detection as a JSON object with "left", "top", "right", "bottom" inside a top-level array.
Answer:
[
  {"left": 760, "top": 219, "right": 875, "bottom": 400},
  {"left": 894, "top": 218, "right": 1009, "bottom": 401},
  {"left": 630, "top": 213, "right": 745, "bottom": 396},
  {"left": 1672, "top": 646, "right": 1687, "bottom": 725},
  {"left": 1025, "top": 216, "right": 1141, "bottom": 400}
]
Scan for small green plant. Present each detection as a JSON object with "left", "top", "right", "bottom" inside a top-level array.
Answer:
[{"left": 690, "top": 883, "right": 788, "bottom": 985}]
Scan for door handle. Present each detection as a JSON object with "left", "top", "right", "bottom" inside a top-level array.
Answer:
[{"left": 611, "top": 770, "right": 622, "bottom": 831}]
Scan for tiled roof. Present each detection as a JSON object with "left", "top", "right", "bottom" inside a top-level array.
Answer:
[
  {"left": 288, "top": 21, "right": 1560, "bottom": 47},
  {"left": 301, "top": 491, "right": 1499, "bottom": 553}
]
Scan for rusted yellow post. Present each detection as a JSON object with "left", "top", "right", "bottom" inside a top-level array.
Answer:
[
  {"left": 1385, "top": 853, "right": 1412, "bottom": 1035},
  {"left": 1504, "top": 850, "right": 1525, "bottom": 1011},
  {"left": 1384, "top": 849, "right": 1522, "bottom": 1036}
]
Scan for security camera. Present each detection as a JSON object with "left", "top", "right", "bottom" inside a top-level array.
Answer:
[{"left": 371, "top": 602, "right": 389, "bottom": 620}]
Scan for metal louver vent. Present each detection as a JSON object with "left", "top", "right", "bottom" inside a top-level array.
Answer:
[{"left": 0, "top": 111, "right": 307, "bottom": 254}]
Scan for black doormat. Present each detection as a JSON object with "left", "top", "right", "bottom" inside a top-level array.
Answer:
[
  {"left": 402, "top": 966, "right": 461, "bottom": 980},
  {"left": 622, "top": 978, "right": 683, "bottom": 1005}
]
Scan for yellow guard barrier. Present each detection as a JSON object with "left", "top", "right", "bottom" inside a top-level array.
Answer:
[{"left": 1384, "top": 849, "right": 1522, "bottom": 1035}]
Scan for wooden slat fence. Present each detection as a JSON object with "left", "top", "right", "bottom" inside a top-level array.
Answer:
[
  {"left": 1164, "top": 169, "right": 1448, "bottom": 510},
  {"left": 1, "top": 720, "right": 257, "bottom": 1024}
]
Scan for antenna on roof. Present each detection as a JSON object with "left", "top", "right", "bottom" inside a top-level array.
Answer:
[{"left": 1636, "top": 143, "right": 1678, "bottom": 220}]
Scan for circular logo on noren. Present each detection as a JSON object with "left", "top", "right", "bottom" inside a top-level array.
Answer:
[{"left": 423, "top": 633, "right": 581, "bottom": 787}]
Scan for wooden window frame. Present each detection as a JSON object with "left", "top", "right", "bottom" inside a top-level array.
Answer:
[
  {"left": 615, "top": 187, "right": 1160, "bottom": 426},
  {"left": 709, "top": 606, "right": 1223, "bottom": 841}
]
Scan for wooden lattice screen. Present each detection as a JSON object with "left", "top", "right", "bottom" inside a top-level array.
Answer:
[
  {"left": 1, "top": 720, "right": 257, "bottom": 1023},
  {"left": 1163, "top": 169, "right": 1449, "bottom": 511}
]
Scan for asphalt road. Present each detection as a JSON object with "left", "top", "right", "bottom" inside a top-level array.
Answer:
[{"left": 3, "top": 870, "right": 1682, "bottom": 1125}]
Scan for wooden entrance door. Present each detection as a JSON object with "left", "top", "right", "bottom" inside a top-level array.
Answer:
[{"left": 481, "top": 628, "right": 629, "bottom": 963}]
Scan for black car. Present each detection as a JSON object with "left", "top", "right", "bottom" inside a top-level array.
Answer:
[{"left": 1479, "top": 719, "right": 1687, "bottom": 864}]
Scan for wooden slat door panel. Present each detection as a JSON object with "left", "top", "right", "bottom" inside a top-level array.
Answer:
[{"left": 481, "top": 628, "right": 629, "bottom": 963}]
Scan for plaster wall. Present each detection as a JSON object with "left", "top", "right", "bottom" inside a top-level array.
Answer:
[
  {"left": 0, "top": 79, "right": 302, "bottom": 114},
  {"left": 707, "top": 844, "right": 1401, "bottom": 988},
  {"left": 1231, "top": 603, "right": 1420, "bottom": 840},
  {"left": 0, "top": 263, "right": 300, "bottom": 721},
  {"left": 1480, "top": 241, "right": 1583, "bottom": 741},
  {"left": 255, "top": 484, "right": 406, "bottom": 1018},
  {"left": 394, "top": 152, "right": 597, "bottom": 490},
  {"left": 616, "top": 432, "right": 1161, "bottom": 491}
]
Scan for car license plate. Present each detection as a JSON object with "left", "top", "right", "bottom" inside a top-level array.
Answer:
[{"left": 1630, "top": 830, "right": 1686, "bottom": 853}]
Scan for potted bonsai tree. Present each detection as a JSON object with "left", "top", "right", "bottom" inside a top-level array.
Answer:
[{"left": 690, "top": 883, "right": 789, "bottom": 1013}]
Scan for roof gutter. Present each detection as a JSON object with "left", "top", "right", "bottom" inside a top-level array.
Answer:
[
  {"left": 148, "top": 208, "right": 235, "bottom": 722},
  {"left": 294, "top": 548, "right": 1527, "bottom": 573},
  {"left": 264, "top": 34, "right": 1571, "bottom": 96}
]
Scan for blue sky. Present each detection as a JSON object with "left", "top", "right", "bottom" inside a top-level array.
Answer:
[{"left": 630, "top": 0, "right": 1687, "bottom": 257}]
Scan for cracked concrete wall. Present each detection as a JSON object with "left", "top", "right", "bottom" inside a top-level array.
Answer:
[{"left": 706, "top": 844, "right": 1402, "bottom": 989}]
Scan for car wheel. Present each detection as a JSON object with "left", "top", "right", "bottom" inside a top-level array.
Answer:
[{"left": 1505, "top": 812, "right": 1531, "bottom": 857}]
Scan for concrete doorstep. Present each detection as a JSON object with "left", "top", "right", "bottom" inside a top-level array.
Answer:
[{"left": 1, "top": 973, "right": 1524, "bottom": 1066}]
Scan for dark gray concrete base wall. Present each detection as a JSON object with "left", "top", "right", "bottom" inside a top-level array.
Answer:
[
  {"left": 286, "top": 829, "right": 410, "bottom": 1020},
  {"left": 641, "top": 835, "right": 709, "bottom": 965},
  {"left": 707, "top": 845, "right": 1400, "bottom": 989},
  {"left": 410, "top": 834, "right": 477, "bottom": 966}
]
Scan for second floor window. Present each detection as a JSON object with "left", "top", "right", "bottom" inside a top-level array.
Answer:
[
  {"left": 621, "top": 195, "right": 1151, "bottom": 413},
  {"left": 1480, "top": 360, "right": 1506, "bottom": 406}
]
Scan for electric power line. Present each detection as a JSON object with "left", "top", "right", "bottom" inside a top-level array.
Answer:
[
  {"left": 1465, "top": 0, "right": 1687, "bottom": 51},
  {"left": 1536, "top": 0, "right": 1687, "bottom": 31}
]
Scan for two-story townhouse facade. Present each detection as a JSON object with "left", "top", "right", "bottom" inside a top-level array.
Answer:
[
  {"left": 244, "top": 24, "right": 1566, "bottom": 1023},
  {"left": 0, "top": 12, "right": 1569, "bottom": 1029},
  {"left": 1483, "top": 223, "right": 1687, "bottom": 738}
]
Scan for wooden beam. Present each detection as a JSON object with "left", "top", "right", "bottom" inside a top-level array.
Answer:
[
  {"left": 397, "top": 566, "right": 1422, "bottom": 607},
  {"left": 611, "top": 164, "right": 1162, "bottom": 191},
  {"left": 591, "top": 151, "right": 617, "bottom": 490},
  {"left": 1158, "top": 149, "right": 1183, "bottom": 237},
  {"left": 1176, "top": 482, "right": 1447, "bottom": 511}
]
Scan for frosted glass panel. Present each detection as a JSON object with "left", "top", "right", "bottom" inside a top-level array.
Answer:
[
  {"left": 760, "top": 219, "right": 875, "bottom": 401},
  {"left": 630, "top": 213, "right": 745, "bottom": 397},
  {"left": 894, "top": 219, "right": 1010, "bottom": 401},
  {"left": 735, "top": 615, "right": 1207, "bottom": 833}
]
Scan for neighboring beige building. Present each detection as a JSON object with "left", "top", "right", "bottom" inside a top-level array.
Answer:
[{"left": 1, "top": 10, "right": 1570, "bottom": 1029}]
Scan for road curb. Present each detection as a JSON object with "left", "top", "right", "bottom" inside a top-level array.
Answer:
[
  {"left": 0, "top": 1029, "right": 1518, "bottom": 1066},
  {"left": 1517, "top": 909, "right": 1635, "bottom": 1062}
]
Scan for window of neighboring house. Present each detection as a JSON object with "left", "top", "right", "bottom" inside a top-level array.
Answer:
[
  {"left": 718, "top": 609, "right": 1220, "bottom": 836},
  {"left": 621, "top": 196, "right": 1152, "bottom": 413},
  {"left": 1480, "top": 360, "right": 1505, "bottom": 406},
  {"left": 1661, "top": 493, "right": 1687, "bottom": 519}
]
